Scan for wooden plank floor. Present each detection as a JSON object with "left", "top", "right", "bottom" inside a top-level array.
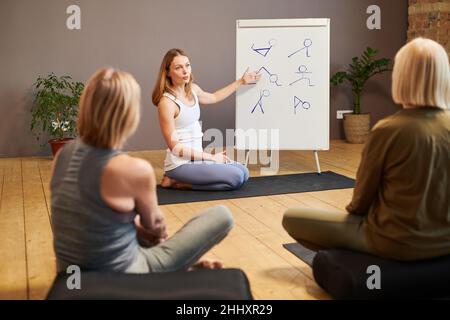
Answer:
[{"left": 0, "top": 140, "right": 363, "bottom": 300}]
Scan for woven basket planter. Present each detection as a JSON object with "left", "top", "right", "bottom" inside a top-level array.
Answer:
[{"left": 343, "top": 113, "right": 371, "bottom": 144}]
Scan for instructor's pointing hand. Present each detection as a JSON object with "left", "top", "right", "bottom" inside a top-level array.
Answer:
[{"left": 241, "top": 67, "right": 261, "bottom": 85}]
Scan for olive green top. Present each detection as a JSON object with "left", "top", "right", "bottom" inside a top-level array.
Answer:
[{"left": 346, "top": 107, "right": 450, "bottom": 260}]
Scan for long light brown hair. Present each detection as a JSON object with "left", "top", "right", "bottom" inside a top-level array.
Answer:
[
  {"left": 77, "top": 68, "right": 141, "bottom": 149},
  {"left": 151, "top": 48, "right": 194, "bottom": 106}
]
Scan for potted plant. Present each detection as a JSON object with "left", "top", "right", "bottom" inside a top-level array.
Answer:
[
  {"left": 31, "top": 73, "right": 84, "bottom": 156},
  {"left": 331, "top": 47, "right": 391, "bottom": 143}
]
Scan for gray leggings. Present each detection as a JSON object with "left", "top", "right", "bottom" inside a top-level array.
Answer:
[
  {"left": 166, "top": 161, "right": 249, "bottom": 191},
  {"left": 125, "top": 205, "right": 233, "bottom": 273}
]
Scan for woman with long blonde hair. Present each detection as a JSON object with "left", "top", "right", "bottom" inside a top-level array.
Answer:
[
  {"left": 51, "top": 67, "right": 233, "bottom": 273},
  {"left": 283, "top": 38, "right": 450, "bottom": 261},
  {"left": 152, "top": 48, "right": 261, "bottom": 190}
]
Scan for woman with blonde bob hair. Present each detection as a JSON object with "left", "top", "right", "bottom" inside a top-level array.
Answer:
[
  {"left": 77, "top": 68, "right": 141, "bottom": 149},
  {"left": 51, "top": 67, "right": 233, "bottom": 273},
  {"left": 152, "top": 48, "right": 261, "bottom": 190},
  {"left": 282, "top": 38, "right": 450, "bottom": 261}
]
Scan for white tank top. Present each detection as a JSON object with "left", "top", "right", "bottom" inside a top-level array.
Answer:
[{"left": 163, "top": 91, "right": 203, "bottom": 172}]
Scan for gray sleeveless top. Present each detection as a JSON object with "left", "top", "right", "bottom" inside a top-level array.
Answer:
[{"left": 50, "top": 139, "right": 138, "bottom": 272}]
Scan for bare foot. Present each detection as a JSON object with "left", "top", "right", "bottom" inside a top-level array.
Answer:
[
  {"left": 173, "top": 182, "right": 192, "bottom": 190},
  {"left": 188, "top": 258, "right": 224, "bottom": 271},
  {"left": 160, "top": 175, "right": 174, "bottom": 188},
  {"left": 160, "top": 175, "right": 192, "bottom": 190}
]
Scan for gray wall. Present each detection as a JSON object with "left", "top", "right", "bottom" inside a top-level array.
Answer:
[{"left": 0, "top": 0, "right": 408, "bottom": 157}]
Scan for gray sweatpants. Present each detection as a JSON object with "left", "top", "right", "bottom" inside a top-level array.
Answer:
[
  {"left": 125, "top": 205, "right": 234, "bottom": 273},
  {"left": 165, "top": 161, "right": 249, "bottom": 191}
]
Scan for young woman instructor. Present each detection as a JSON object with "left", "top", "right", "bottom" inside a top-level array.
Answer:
[{"left": 152, "top": 48, "right": 261, "bottom": 190}]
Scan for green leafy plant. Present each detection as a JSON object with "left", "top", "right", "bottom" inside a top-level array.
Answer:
[
  {"left": 330, "top": 47, "right": 391, "bottom": 114},
  {"left": 31, "top": 73, "right": 84, "bottom": 144}
]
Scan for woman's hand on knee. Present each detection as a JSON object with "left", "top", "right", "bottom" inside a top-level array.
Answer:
[
  {"left": 134, "top": 215, "right": 168, "bottom": 247},
  {"left": 211, "top": 151, "right": 232, "bottom": 164}
]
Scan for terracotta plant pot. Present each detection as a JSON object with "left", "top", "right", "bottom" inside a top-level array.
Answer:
[
  {"left": 343, "top": 113, "right": 371, "bottom": 144},
  {"left": 48, "top": 138, "right": 74, "bottom": 157}
]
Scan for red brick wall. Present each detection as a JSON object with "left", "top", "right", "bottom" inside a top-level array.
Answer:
[{"left": 408, "top": 0, "right": 450, "bottom": 54}]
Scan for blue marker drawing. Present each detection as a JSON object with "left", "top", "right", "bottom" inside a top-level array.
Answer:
[
  {"left": 257, "top": 66, "right": 282, "bottom": 86},
  {"left": 294, "top": 96, "right": 311, "bottom": 114},
  {"left": 288, "top": 38, "right": 312, "bottom": 58},
  {"left": 251, "top": 39, "right": 276, "bottom": 57},
  {"left": 289, "top": 65, "right": 315, "bottom": 87},
  {"left": 251, "top": 90, "right": 270, "bottom": 114}
]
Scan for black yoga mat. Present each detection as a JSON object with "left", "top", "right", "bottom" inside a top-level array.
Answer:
[
  {"left": 157, "top": 171, "right": 354, "bottom": 205},
  {"left": 283, "top": 243, "right": 317, "bottom": 267}
]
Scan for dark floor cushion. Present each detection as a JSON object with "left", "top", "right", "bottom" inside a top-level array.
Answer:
[
  {"left": 47, "top": 268, "right": 253, "bottom": 300},
  {"left": 312, "top": 249, "right": 450, "bottom": 299}
]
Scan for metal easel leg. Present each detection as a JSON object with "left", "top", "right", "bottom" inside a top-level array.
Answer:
[{"left": 313, "top": 150, "right": 321, "bottom": 175}]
